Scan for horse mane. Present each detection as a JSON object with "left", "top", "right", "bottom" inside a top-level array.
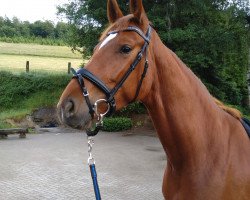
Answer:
[{"left": 214, "top": 98, "right": 242, "bottom": 120}]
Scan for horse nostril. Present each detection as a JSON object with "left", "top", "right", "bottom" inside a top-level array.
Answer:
[{"left": 65, "top": 100, "right": 75, "bottom": 117}]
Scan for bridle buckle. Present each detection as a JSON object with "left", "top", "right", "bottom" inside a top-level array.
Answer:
[{"left": 83, "top": 91, "right": 89, "bottom": 97}]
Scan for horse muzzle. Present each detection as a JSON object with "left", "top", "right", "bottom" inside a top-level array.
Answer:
[{"left": 57, "top": 97, "right": 91, "bottom": 130}]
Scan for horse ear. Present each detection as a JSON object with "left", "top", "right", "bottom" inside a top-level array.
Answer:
[
  {"left": 107, "top": 0, "right": 124, "bottom": 23},
  {"left": 129, "top": 0, "right": 147, "bottom": 23}
]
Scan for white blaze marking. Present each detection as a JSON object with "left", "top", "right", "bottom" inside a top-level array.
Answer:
[{"left": 99, "top": 33, "right": 118, "bottom": 50}]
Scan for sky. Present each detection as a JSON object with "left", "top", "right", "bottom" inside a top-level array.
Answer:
[{"left": 0, "top": 0, "right": 69, "bottom": 23}]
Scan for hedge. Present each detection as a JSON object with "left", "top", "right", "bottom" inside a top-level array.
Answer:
[{"left": 103, "top": 117, "right": 132, "bottom": 132}]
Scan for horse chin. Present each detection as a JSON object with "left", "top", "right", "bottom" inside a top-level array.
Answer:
[
  {"left": 73, "top": 114, "right": 104, "bottom": 132},
  {"left": 64, "top": 119, "right": 88, "bottom": 130},
  {"left": 84, "top": 118, "right": 96, "bottom": 130},
  {"left": 73, "top": 115, "right": 93, "bottom": 130},
  {"left": 58, "top": 109, "right": 92, "bottom": 131}
]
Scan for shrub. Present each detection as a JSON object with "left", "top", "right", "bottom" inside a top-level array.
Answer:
[
  {"left": 119, "top": 102, "right": 147, "bottom": 116},
  {"left": 0, "top": 71, "right": 70, "bottom": 111},
  {"left": 103, "top": 117, "right": 132, "bottom": 132}
]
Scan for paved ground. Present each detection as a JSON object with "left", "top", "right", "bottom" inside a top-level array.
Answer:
[{"left": 0, "top": 128, "right": 166, "bottom": 200}]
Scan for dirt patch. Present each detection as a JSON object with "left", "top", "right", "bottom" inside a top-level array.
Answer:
[
  {"left": 5, "top": 107, "right": 59, "bottom": 129},
  {"left": 31, "top": 107, "right": 59, "bottom": 128},
  {"left": 125, "top": 114, "right": 156, "bottom": 136},
  {"left": 130, "top": 114, "right": 154, "bottom": 130},
  {"left": 6, "top": 115, "right": 36, "bottom": 128}
]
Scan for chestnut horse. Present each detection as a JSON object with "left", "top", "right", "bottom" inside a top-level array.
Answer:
[{"left": 57, "top": 0, "right": 250, "bottom": 199}]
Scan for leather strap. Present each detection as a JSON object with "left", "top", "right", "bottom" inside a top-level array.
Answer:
[{"left": 72, "top": 68, "right": 95, "bottom": 117}]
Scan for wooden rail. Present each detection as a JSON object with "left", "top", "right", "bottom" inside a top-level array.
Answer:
[{"left": 0, "top": 128, "right": 28, "bottom": 139}]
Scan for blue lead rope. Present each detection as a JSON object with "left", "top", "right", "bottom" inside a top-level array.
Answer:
[
  {"left": 90, "top": 164, "right": 101, "bottom": 200},
  {"left": 87, "top": 137, "right": 102, "bottom": 200}
]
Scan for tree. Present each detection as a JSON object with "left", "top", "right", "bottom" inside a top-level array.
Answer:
[
  {"left": 20, "top": 21, "right": 31, "bottom": 37},
  {"left": 57, "top": 0, "right": 250, "bottom": 106},
  {"left": 30, "top": 20, "right": 55, "bottom": 38},
  {"left": 0, "top": 17, "right": 71, "bottom": 45},
  {"left": 55, "top": 22, "right": 69, "bottom": 39}
]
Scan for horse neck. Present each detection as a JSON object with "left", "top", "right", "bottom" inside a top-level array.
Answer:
[{"left": 143, "top": 32, "right": 225, "bottom": 170}]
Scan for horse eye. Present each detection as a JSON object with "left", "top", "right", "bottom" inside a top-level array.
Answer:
[{"left": 120, "top": 45, "right": 132, "bottom": 54}]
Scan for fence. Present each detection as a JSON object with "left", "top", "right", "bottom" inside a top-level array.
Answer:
[{"left": 25, "top": 61, "right": 72, "bottom": 74}]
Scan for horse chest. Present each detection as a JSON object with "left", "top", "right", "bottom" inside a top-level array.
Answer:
[{"left": 163, "top": 165, "right": 250, "bottom": 200}]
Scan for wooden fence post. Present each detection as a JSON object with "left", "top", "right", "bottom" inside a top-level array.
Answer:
[
  {"left": 68, "top": 62, "right": 71, "bottom": 74},
  {"left": 26, "top": 61, "right": 29, "bottom": 73}
]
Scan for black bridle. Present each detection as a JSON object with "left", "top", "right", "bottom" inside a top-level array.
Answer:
[{"left": 71, "top": 25, "right": 152, "bottom": 136}]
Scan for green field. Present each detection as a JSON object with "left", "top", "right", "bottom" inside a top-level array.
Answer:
[{"left": 0, "top": 42, "right": 86, "bottom": 73}]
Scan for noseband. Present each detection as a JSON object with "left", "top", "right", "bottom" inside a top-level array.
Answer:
[{"left": 71, "top": 25, "right": 152, "bottom": 136}]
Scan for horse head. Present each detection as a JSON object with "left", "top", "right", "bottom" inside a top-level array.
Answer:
[{"left": 57, "top": 0, "right": 155, "bottom": 131}]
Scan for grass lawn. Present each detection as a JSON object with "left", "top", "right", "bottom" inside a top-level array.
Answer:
[
  {"left": 0, "top": 42, "right": 87, "bottom": 73},
  {"left": 0, "top": 42, "right": 82, "bottom": 58},
  {"left": 0, "top": 54, "right": 83, "bottom": 73}
]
